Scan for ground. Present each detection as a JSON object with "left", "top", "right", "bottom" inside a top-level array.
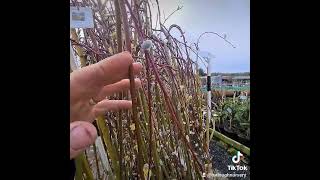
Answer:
[{"left": 210, "top": 140, "right": 250, "bottom": 180}]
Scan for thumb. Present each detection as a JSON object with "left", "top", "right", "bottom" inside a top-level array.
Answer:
[{"left": 70, "top": 121, "right": 97, "bottom": 159}]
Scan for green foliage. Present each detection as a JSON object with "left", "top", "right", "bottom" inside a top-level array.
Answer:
[
  {"left": 198, "top": 68, "right": 207, "bottom": 76},
  {"left": 215, "top": 96, "right": 250, "bottom": 137}
]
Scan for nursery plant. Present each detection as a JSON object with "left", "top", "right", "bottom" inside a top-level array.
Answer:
[{"left": 68, "top": 0, "right": 238, "bottom": 179}]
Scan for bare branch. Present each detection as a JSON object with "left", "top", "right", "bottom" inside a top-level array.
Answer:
[{"left": 164, "top": 5, "right": 183, "bottom": 24}]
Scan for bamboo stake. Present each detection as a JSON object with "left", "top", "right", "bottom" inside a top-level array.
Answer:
[
  {"left": 71, "top": 29, "right": 87, "bottom": 67},
  {"left": 213, "top": 131, "right": 250, "bottom": 156}
]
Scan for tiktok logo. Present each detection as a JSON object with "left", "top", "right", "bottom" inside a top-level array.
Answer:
[{"left": 232, "top": 151, "right": 243, "bottom": 164}]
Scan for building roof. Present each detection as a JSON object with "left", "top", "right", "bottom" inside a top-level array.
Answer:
[
  {"left": 231, "top": 76, "right": 250, "bottom": 80},
  {"left": 200, "top": 75, "right": 250, "bottom": 80}
]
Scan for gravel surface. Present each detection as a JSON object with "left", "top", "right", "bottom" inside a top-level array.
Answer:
[{"left": 210, "top": 140, "right": 250, "bottom": 180}]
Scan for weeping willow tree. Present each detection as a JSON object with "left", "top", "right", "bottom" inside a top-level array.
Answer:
[{"left": 70, "top": 0, "right": 220, "bottom": 179}]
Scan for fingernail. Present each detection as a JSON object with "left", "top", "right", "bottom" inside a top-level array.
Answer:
[{"left": 70, "top": 125, "right": 93, "bottom": 150}]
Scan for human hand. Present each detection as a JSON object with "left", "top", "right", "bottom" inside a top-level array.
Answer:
[{"left": 70, "top": 52, "right": 142, "bottom": 159}]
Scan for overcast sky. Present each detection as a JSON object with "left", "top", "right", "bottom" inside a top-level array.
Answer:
[{"left": 152, "top": 0, "right": 250, "bottom": 73}]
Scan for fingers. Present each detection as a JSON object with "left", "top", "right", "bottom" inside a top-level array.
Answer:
[
  {"left": 70, "top": 52, "right": 143, "bottom": 90},
  {"left": 91, "top": 100, "right": 132, "bottom": 117},
  {"left": 93, "top": 78, "right": 142, "bottom": 101},
  {"left": 70, "top": 121, "right": 97, "bottom": 159}
]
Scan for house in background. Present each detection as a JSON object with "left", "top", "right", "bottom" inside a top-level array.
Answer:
[
  {"left": 230, "top": 76, "right": 250, "bottom": 87},
  {"left": 200, "top": 75, "right": 250, "bottom": 88}
]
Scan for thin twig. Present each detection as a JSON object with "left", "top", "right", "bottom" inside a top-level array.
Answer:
[{"left": 163, "top": 6, "right": 183, "bottom": 24}]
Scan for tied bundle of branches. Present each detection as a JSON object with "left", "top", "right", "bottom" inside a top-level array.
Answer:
[{"left": 70, "top": 0, "right": 215, "bottom": 179}]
